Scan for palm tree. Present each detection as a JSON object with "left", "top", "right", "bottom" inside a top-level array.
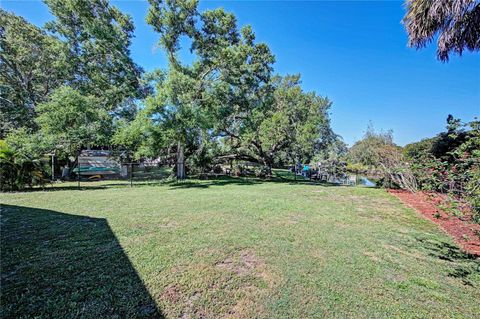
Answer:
[{"left": 403, "top": 0, "right": 480, "bottom": 61}]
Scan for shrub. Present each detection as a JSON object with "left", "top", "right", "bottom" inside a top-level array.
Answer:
[
  {"left": 407, "top": 117, "right": 480, "bottom": 222},
  {"left": 0, "top": 140, "right": 48, "bottom": 191}
]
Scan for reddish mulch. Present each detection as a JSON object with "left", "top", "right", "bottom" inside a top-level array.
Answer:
[{"left": 388, "top": 189, "right": 480, "bottom": 257}]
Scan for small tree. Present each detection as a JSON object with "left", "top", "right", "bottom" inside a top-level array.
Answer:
[{"left": 349, "top": 126, "right": 417, "bottom": 191}]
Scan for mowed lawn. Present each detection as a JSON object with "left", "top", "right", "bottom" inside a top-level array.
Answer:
[{"left": 1, "top": 178, "right": 479, "bottom": 318}]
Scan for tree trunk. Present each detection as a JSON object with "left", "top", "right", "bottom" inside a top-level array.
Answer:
[
  {"left": 263, "top": 157, "right": 273, "bottom": 177},
  {"left": 176, "top": 141, "right": 185, "bottom": 180}
]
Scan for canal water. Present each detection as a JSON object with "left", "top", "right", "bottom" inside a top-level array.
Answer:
[{"left": 358, "top": 176, "right": 376, "bottom": 187}]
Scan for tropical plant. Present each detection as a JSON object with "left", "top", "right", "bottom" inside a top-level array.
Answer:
[
  {"left": 0, "top": 140, "right": 47, "bottom": 191},
  {"left": 403, "top": 0, "right": 480, "bottom": 61}
]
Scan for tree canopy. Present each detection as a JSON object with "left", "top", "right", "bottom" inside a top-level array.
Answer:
[
  {"left": 3, "top": 0, "right": 337, "bottom": 184},
  {"left": 36, "top": 86, "right": 111, "bottom": 158},
  {"left": 44, "top": 0, "right": 145, "bottom": 112},
  {"left": 220, "top": 74, "right": 333, "bottom": 169},
  {"left": 111, "top": 1, "right": 334, "bottom": 177},
  {"left": 139, "top": 0, "right": 277, "bottom": 177},
  {"left": 0, "top": 10, "right": 70, "bottom": 137}
]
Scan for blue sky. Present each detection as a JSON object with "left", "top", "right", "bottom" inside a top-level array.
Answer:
[{"left": 3, "top": 0, "right": 479, "bottom": 146}]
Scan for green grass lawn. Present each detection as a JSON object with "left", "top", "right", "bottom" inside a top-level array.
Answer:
[{"left": 1, "top": 176, "right": 479, "bottom": 318}]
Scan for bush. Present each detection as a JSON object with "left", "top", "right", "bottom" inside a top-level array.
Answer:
[
  {"left": 0, "top": 140, "right": 48, "bottom": 191},
  {"left": 212, "top": 165, "right": 223, "bottom": 174},
  {"left": 407, "top": 118, "right": 480, "bottom": 222},
  {"left": 253, "top": 166, "right": 270, "bottom": 178},
  {"left": 348, "top": 127, "right": 417, "bottom": 191}
]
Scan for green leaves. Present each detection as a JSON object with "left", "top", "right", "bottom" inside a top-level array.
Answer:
[
  {"left": 44, "top": 0, "right": 144, "bottom": 110},
  {"left": 228, "top": 74, "right": 332, "bottom": 167},
  {"left": 0, "top": 139, "right": 48, "bottom": 190},
  {"left": 134, "top": 0, "right": 333, "bottom": 172},
  {"left": 136, "top": 0, "right": 279, "bottom": 173},
  {"left": 0, "top": 10, "right": 70, "bottom": 136},
  {"left": 147, "top": 0, "right": 198, "bottom": 56},
  {"left": 36, "top": 86, "right": 110, "bottom": 156}
]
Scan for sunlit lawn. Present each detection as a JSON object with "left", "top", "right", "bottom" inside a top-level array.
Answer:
[{"left": 1, "top": 174, "right": 479, "bottom": 318}]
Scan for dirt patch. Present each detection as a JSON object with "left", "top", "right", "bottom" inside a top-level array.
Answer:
[
  {"left": 220, "top": 285, "right": 265, "bottom": 319},
  {"left": 364, "top": 251, "right": 380, "bottom": 262},
  {"left": 385, "top": 272, "right": 406, "bottom": 283},
  {"left": 160, "top": 285, "right": 206, "bottom": 319},
  {"left": 180, "top": 291, "right": 205, "bottom": 319},
  {"left": 287, "top": 213, "right": 304, "bottom": 224},
  {"left": 388, "top": 189, "right": 480, "bottom": 256},
  {"left": 216, "top": 249, "right": 280, "bottom": 290},
  {"left": 160, "top": 284, "right": 182, "bottom": 303},
  {"left": 216, "top": 250, "right": 262, "bottom": 276},
  {"left": 334, "top": 222, "right": 349, "bottom": 229}
]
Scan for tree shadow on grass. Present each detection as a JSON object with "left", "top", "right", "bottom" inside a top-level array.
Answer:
[
  {"left": 416, "top": 237, "right": 479, "bottom": 287},
  {"left": 166, "top": 176, "right": 260, "bottom": 189},
  {"left": 0, "top": 204, "right": 164, "bottom": 318},
  {"left": 18, "top": 181, "right": 130, "bottom": 192},
  {"left": 165, "top": 175, "right": 344, "bottom": 190},
  {"left": 16, "top": 173, "right": 345, "bottom": 193}
]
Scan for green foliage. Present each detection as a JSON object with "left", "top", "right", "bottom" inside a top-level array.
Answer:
[
  {"left": 346, "top": 162, "right": 369, "bottom": 174},
  {"left": 311, "top": 135, "right": 348, "bottom": 163},
  {"left": 403, "top": 137, "right": 436, "bottom": 160},
  {"left": 36, "top": 86, "right": 111, "bottom": 158},
  {"left": 117, "top": 1, "right": 279, "bottom": 177},
  {"left": 348, "top": 125, "right": 395, "bottom": 167},
  {"left": 4, "top": 128, "right": 54, "bottom": 161},
  {"left": 0, "top": 140, "right": 48, "bottom": 191},
  {"left": 3, "top": 0, "right": 335, "bottom": 181},
  {"left": 0, "top": 9, "right": 70, "bottom": 137},
  {"left": 407, "top": 116, "right": 480, "bottom": 222},
  {"left": 348, "top": 126, "right": 417, "bottom": 191},
  {"left": 1, "top": 0, "right": 146, "bottom": 145},
  {"left": 221, "top": 74, "right": 333, "bottom": 170},
  {"left": 43, "top": 0, "right": 144, "bottom": 113}
]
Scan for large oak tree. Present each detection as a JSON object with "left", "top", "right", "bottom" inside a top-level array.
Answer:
[{"left": 142, "top": 0, "right": 274, "bottom": 178}]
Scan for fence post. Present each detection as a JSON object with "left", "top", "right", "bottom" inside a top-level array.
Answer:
[
  {"left": 51, "top": 153, "right": 55, "bottom": 182},
  {"left": 130, "top": 163, "right": 133, "bottom": 188},
  {"left": 77, "top": 151, "right": 80, "bottom": 189}
]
